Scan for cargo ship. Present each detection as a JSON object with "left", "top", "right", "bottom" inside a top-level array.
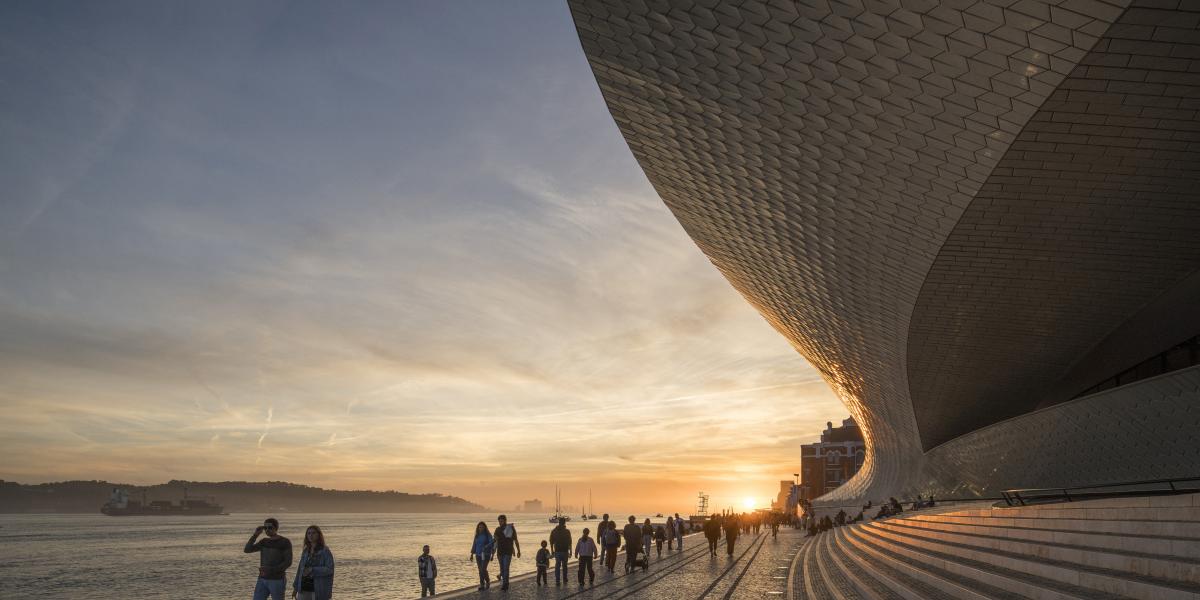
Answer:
[{"left": 101, "top": 487, "right": 226, "bottom": 516}]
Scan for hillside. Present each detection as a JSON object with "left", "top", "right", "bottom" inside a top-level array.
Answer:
[{"left": 0, "top": 479, "right": 486, "bottom": 513}]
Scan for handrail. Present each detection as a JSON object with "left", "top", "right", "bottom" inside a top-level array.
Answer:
[{"left": 1001, "top": 475, "right": 1200, "bottom": 507}]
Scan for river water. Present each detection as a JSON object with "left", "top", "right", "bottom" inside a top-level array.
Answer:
[{"left": 3, "top": 512, "right": 676, "bottom": 599}]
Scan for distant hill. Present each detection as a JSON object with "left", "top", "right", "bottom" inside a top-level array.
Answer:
[{"left": 0, "top": 479, "right": 486, "bottom": 514}]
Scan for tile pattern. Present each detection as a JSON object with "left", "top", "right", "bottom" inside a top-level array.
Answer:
[
  {"left": 568, "top": 0, "right": 1200, "bottom": 504},
  {"left": 908, "top": 2, "right": 1200, "bottom": 449}
]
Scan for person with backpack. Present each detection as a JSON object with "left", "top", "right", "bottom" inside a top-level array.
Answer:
[
  {"left": 549, "top": 517, "right": 572, "bottom": 586},
  {"left": 597, "top": 514, "right": 611, "bottom": 565},
  {"left": 535, "top": 541, "right": 550, "bottom": 586},
  {"left": 417, "top": 545, "right": 437, "bottom": 597},
  {"left": 492, "top": 514, "right": 521, "bottom": 591},
  {"left": 654, "top": 524, "right": 666, "bottom": 557},
  {"left": 602, "top": 522, "right": 621, "bottom": 573},
  {"left": 469, "top": 521, "right": 494, "bottom": 591},
  {"left": 575, "top": 527, "right": 598, "bottom": 586}
]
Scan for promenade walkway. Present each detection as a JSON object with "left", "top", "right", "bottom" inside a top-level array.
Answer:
[{"left": 443, "top": 530, "right": 805, "bottom": 599}]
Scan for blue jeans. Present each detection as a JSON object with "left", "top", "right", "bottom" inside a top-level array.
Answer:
[
  {"left": 475, "top": 555, "right": 490, "bottom": 587},
  {"left": 253, "top": 577, "right": 285, "bottom": 600},
  {"left": 554, "top": 551, "right": 569, "bottom": 583},
  {"left": 498, "top": 553, "right": 513, "bottom": 587}
]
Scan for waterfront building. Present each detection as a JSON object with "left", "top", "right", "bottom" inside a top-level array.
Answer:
[
  {"left": 568, "top": 0, "right": 1200, "bottom": 506},
  {"left": 522, "top": 498, "right": 543, "bottom": 513}
]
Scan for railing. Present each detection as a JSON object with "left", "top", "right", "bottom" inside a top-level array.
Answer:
[{"left": 1001, "top": 476, "right": 1200, "bottom": 507}]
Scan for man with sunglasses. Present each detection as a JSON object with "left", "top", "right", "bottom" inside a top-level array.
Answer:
[{"left": 244, "top": 517, "right": 293, "bottom": 600}]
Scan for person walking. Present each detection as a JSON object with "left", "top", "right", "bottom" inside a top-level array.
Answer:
[
  {"left": 674, "top": 513, "right": 685, "bottom": 550},
  {"left": 549, "top": 517, "right": 572, "bottom": 586},
  {"left": 602, "top": 522, "right": 621, "bottom": 573},
  {"left": 654, "top": 525, "right": 666, "bottom": 557},
  {"left": 575, "top": 527, "right": 598, "bottom": 586},
  {"left": 703, "top": 516, "right": 721, "bottom": 557},
  {"left": 292, "top": 525, "right": 333, "bottom": 600},
  {"left": 665, "top": 517, "right": 675, "bottom": 551},
  {"left": 723, "top": 515, "right": 739, "bottom": 557},
  {"left": 641, "top": 518, "right": 653, "bottom": 559},
  {"left": 622, "top": 516, "right": 642, "bottom": 573},
  {"left": 597, "top": 514, "right": 611, "bottom": 565},
  {"left": 493, "top": 514, "right": 521, "bottom": 591},
  {"left": 418, "top": 545, "right": 437, "bottom": 597},
  {"left": 469, "top": 521, "right": 494, "bottom": 591},
  {"left": 535, "top": 541, "right": 550, "bottom": 586},
  {"left": 244, "top": 517, "right": 293, "bottom": 600}
]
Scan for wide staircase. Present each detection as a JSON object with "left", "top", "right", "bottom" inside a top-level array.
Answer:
[{"left": 790, "top": 493, "right": 1200, "bottom": 599}]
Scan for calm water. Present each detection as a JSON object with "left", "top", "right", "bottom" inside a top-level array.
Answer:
[{"left": 3, "top": 512, "right": 667, "bottom": 599}]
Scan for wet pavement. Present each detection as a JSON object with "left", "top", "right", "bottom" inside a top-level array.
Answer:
[{"left": 441, "top": 529, "right": 805, "bottom": 600}]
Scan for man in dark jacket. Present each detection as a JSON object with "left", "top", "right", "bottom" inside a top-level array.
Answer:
[
  {"left": 621, "top": 515, "right": 642, "bottom": 572},
  {"left": 493, "top": 514, "right": 521, "bottom": 591},
  {"left": 549, "top": 518, "right": 572, "bottom": 586},
  {"left": 244, "top": 517, "right": 293, "bottom": 600}
]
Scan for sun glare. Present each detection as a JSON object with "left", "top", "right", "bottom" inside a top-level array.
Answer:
[{"left": 742, "top": 497, "right": 755, "bottom": 509}]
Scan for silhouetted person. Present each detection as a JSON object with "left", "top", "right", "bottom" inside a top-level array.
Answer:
[
  {"left": 654, "top": 524, "right": 666, "bottom": 557},
  {"left": 641, "top": 518, "right": 653, "bottom": 559},
  {"left": 835, "top": 509, "right": 846, "bottom": 526},
  {"left": 550, "top": 517, "right": 572, "bottom": 586},
  {"left": 418, "top": 545, "right": 437, "bottom": 597},
  {"left": 598, "top": 513, "right": 611, "bottom": 565},
  {"left": 703, "top": 516, "right": 721, "bottom": 556},
  {"left": 602, "top": 522, "right": 621, "bottom": 573},
  {"left": 666, "top": 517, "right": 675, "bottom": 551},
  {"left": 535, "top": 541, "right": 550, "bottom": 586},
  {"left": 622, "top": 516, "right": 642, "bottom": 573},
  {"left": 244, "top": 517, "right": 292, "bottom": 600},
  {"left": 493, "top": 514, "right": 521, "bottom": 591},
  {"left": 575, "top": 527, "right": 598, "bottom": 586},
  {"left": 293, "top": 525, "right": 333, "bottom": 600},
  {"left": 675, "top": 513, "right": 686, "bottom": 549},
  {"left": 723, "top": 515, "right": 739, "bottom": 556},
  {"left": 469, "top": 521, "right": 494, "bottom": 591}
]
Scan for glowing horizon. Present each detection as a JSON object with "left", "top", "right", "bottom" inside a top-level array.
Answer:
[{"left": 0, "top": 2, "right": 846, "bottom": 513}]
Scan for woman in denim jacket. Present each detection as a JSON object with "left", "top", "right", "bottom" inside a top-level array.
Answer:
[
  {"left": 469, "top": 521, "right": 495, "bottom": 591},
  {"left": 292, "top": 525, "right": 334, "bottom": 600}
]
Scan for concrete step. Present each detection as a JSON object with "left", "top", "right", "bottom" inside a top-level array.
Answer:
[
  {"left": 816, "top": 529, "right": 870, "bottom": 600},
  {"left": 865, "top": 520, "right": 1200, "bottom": 599},
  {"left": 833, "top": 526, "right": 999, "bottom": 600},
  {"left": 907, "top": 513, "right": 1200, "bottom": 540},
  {"left": 843, "top": 524, "right": 1111, "bottom": 600},
  {"left": 893, "top": 515, "right": 1200, "bottom": 560},
  {"left": 873, "top": 518, "right": 1200, "bottom": 585},
  {"left": 801, "top": 532, "right": 836, "bottom": 600}
]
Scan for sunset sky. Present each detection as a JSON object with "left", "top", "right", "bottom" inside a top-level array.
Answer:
[{"left": 0, "top": 2, "right": 845, "bottom": 513}]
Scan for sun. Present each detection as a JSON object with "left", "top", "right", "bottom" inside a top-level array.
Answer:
[{"left": 742, "top": 497, "right": 755, "bottom": 510}]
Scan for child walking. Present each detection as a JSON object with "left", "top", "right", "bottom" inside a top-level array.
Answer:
[{"left": 535, "top": 540, "right": 550, "bottom": 586}]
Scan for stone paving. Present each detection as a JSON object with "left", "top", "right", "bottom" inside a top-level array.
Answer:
[{"left": 442, "top": 530, "right": 805, "bottom": 600}]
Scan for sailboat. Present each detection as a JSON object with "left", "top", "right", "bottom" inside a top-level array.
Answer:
[
  {"left": 586, "top": 489, "right": 597, "bottom": 520},
  {"left": 549, "top": 485, "right": 570, "bottom": 523}
]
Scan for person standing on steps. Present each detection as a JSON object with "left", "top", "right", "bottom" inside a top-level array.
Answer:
[
  {"left": 493, "top": 514, "right": 521, "bottom": 591},
  {"left": 575, "top": 527, "right": 598, "bottom": 586},
  {"left": 469, "top": 521, "right": 494, "bottom": 591},
  {"left": 244, "top": 517, "right": 293, "bottom": 600},
  {"left": 549, "top": 517, "right": 572, "bottom": 586}
]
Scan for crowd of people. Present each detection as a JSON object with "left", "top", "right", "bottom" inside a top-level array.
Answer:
[
  {"left": 798, "top": 494, "right": 939, "bottom": 537},
  {"left": 241, "top": 510, "right": 798, "bottom": 598}
]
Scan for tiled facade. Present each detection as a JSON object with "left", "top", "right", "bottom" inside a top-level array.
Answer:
[{"left": 569, "top": 0, "right": 1200, "bottom": 504}]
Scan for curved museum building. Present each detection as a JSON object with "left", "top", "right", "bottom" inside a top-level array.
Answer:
[{"left": 569, "top": 0, "right": 1200, "bottom": 504}]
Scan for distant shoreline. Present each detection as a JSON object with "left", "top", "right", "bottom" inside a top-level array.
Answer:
[{"left": 0, "top": 479, "right": 487, "bottom": 514}]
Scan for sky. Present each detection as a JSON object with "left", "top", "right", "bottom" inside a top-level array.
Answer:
[{"left": 0, "top": 1, "right": 845, "bottom": 514}]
